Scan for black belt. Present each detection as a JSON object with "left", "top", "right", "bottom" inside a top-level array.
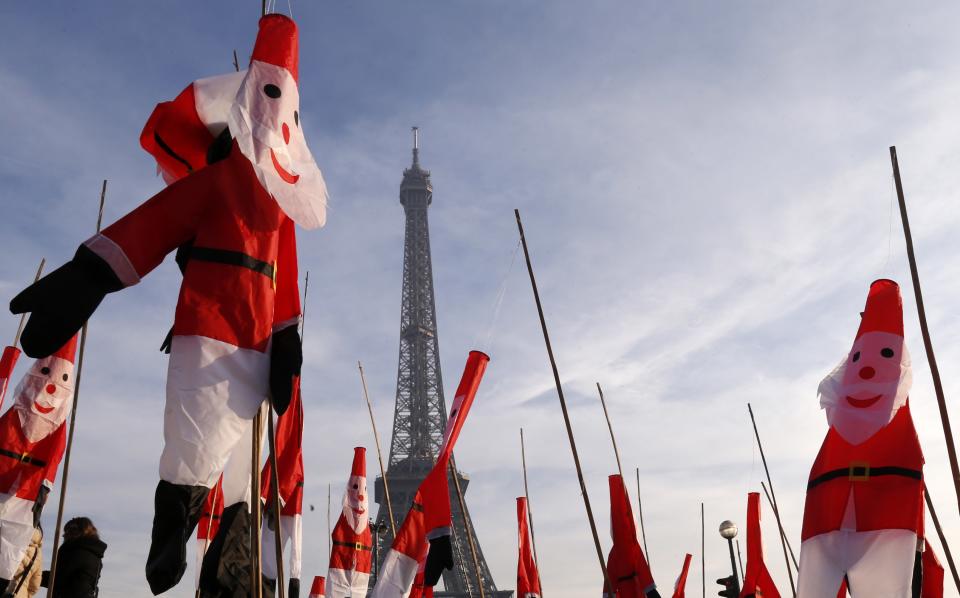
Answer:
[
  {"left": 0, "top": 448, "right": 46, "bottom": 468},
  {"left": 333, "top": 540, "right": 372, "bottom": 552},
  {"left": 808, "top": 463, "right": 921, "bottom": 490},
  {"left": 189, "top": 247, "right": 276, "bottom": 283}
]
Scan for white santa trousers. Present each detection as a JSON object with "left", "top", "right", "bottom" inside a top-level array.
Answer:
[
  {"left": 797, "top": 528, "right": 917, "bottom": 598},
  {"left": 0, "top": 494, "right": 36, "bottom": 579},
  {"left": 328, "top": 564, "right": 372, "bottom": 598},
  {"left": 261, "top": 513, "right": 302, "bottom": 580},
  {"left": 161, "top": 335, "right": 269, "bottom": 487}
]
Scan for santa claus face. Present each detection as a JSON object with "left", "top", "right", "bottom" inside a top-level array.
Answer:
[
  {"left": 12, "top": 355, "right": 75, "bottom": 442},
  {"left": 818, "top": 330, "right": 912, "bottom": 445},
  {"left": 342, "top": 474, "right": 369, "bottom": 534},
  {"left": 228, "top": 60, "right": 327, "bottom": 230}
]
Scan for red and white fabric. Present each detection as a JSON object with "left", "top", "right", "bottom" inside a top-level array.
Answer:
[
  {"left": 371, "top": 350, "right": 490, "bottom": 597},
  {"left": 0, "top": 336, "right": 77, "bottom": 579},
  {"left": 739, "top": 492, "right": 781, "bottom": 598},
  {"left": 671, "top": 554, "right": 692, "bottom": 598},
  {"left": 327, "top": 447, "right": 372, "bottom": 597},
  {"left": 798, "top": 279, "right": 925, "bottom": 598},
  {"left": 195, "top": 476, "right": 224, "bottom": 588},
  {"left": 921, "top": 541, "right": 944, "bottom": 598},
  {"left": 603, "top": 474, "right": 656, "bottom": 598},
  {"left": 309, "top": 576, "right": 326, "bottom": 598},
  {"left": 0, "top": 346, "right": 21, "bottom": 408},
  {"left": 516, "top": 496, "right": 541, "bottom": 598},
  {"left": 261, "top": 382, "right": 305, "bottom": 584}
]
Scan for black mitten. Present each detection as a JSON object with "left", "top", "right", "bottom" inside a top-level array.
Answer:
[
  {"left": 646, "top": 589, "right": 662, "bottom": 598},
  {"left": 10, "top": 245, "right": 123, "bottom": 358},
  {"left": 288, "top": 578, "right": 300, "bottom": 598},
  {"left": 269, "top": 325, "right": 301, "bottom": 416},
  {"left": 32, "top": 485, "right": 49, "bottom": 527},
  {"left": 423, "top": 534, "right": 454, "bottom": 586}
]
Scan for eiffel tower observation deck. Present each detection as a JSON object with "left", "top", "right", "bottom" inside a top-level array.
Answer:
[{"left": 370, "top": 129, "right": 512, "bottom": 597}]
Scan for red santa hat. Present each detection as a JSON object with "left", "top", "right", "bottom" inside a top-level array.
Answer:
[
  {"left": 351, "top": 446, "right": 366, "bottom": 477},
  {"left": 51, "top": 335, "right": 78, "bottom": 364},
  {"left": 856, "top": 279, "right": 903, "bottom": 339},
  {"left": 309, "top": 575, "right": 326, "bottom": 598},
  {"left": 251, "top": 14, "right": 299, "bottom": 82}
]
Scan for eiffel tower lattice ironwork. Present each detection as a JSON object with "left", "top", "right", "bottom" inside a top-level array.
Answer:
[{"left": 370, "top": 129, "right": 512, "bottom": 597}]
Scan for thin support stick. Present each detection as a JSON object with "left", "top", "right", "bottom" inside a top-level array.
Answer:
[
  {"left": 890, "top": 146, "right": 960, "bottom": 517},
  {"left": 760, "top": 482, "right": 799, "bottom": 571},
  {"left": 747, "top": 403, "right": 797, "bottom": 597},
  {"left": 196, "top": 487, "right": 220, "bottom": 598},
  {"left": 635, "top": 467, "right": 650, "bottom": 567},
  {"left": 701, "top": 503, "right": 705, "bottom": 598},
  {"left": 47, "top": 179, "right": 106, "bottom": 598},
  {"left": 268, "top": 413, "right": 286, "bottom": 598},
  {"left": 450, "top": 457, "right": 486, "bottom": 598},
  {"left": 596, "top": 383, "right": 624, "bottom": 477},
  {"left": 925, "top": 484, "right": 960, "bottom": 594},
  {"left": 300, "top": 272, "right": 310, "bottom": 345},
  {"left": 233, "top": 50, "right": 240, "bottom": 73},
  {"left": 515, "top": 209, "right": 612, "bottom": 590},
  {"left": 12, "top": 259, "right": 46, "bottom": 348},
  {"left": 735, "top": 539, "right": 744, "bottom": 581},
  {"left": 251, "top": 406, "right": 264, "bottom": 598},
  {"left": 358, "top": 361, "right": 396, "bottom": 536},
  {"left": 520, "top": 428, "right": 542, "bottom": 593},
  {"left": 327, "top": 483, "right": 331, "bottom": 563}
]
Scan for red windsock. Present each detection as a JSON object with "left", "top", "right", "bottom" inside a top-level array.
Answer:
[
  {"left": 671, "top": 553, "right": 692, "bottom": 598},
  {"left": 371, "top": 351, "right": 489, "bottom": 597},
  {"left": 309, "top": 576, "right": 326, "bottom": 598},
  {"left": 739, "top": 492, "right": 781, "bottom": 598},
  {"left": 605, "top": 474, "right": 656, "bottom": 598},
  {"left": 922, "top": 541, "right": 944, "bottom": 598},
  {"left": 0, "top": 346, "right": 21, "bottom": 408},
  {"left": 517, "top": 497, "right": 542, "bottom": 597},
  {"left": 327, "top": 447, "right": 372, "bottom": 598}
]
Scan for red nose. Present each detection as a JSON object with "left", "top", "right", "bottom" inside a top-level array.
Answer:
[
  {"left": 45, "top": 384, "right": 56, "bottom": 394},
  {"left": 358, "top": 494, "right": 364, "bottom": 501},
  {"left": 282, "top": 122, "right": 290, "bottom": 144},
  {"left": 859, "top": 366, "right": 876, "bottom": 380}
]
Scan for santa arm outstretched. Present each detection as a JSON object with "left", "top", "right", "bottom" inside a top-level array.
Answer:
[{"left": 269, "top": 217, "right": 302, "bottom": 414}]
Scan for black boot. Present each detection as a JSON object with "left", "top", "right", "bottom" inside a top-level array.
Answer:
[
  {"left": 288, "top": 578, "right": 300, "bottom": 598},
  {"left": 145, "top": 480, "right": 208, "bottom": 594},
  {"left": 262, "top": 576, "right": 277, "bottom": 598},
  {"left": 199, "top": 502, "right": 252, "bottom": 597}
]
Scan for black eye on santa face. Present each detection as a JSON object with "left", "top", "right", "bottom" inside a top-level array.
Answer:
[
  {"left": 263, "top": 84, "right": 281, "bottom": 99},
  {"left": 40, "top": 367, "right": 50, "bottom": 375},
  {"left": 352, "top": 484, "right": 358, "bottom": 490},
  {"left": 881, "top": 347, "right": 895, "bottom": 358},
  {"left": 62, "top": 373, "right": 69, "bottom": 382},
  {"left": 294, "top": 110, "right": 299, "bottom": 127},
  {"left": 852, "top": 351, "right": 860, "bottom": 363}
]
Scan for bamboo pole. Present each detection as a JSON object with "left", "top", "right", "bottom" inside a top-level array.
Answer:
[
  {"left": 251, "top": 405, "right": 264, "bottom": 598},
  {"left": 267, "top": 412, "right": 286, "bottom": 598},
  {"left": 701, "top": 503, "right": 705, "bottom": 598},
  {"left": 760, "top": 482, "right": 798, "bottom": 571},
  {"left": 195, "top": 486, "right": 220, "bottom": 598},
  {"left": 12, "top": 259, "right": 45, "bottom": 349},
  {"left": 596, "top": 383, "right": 624, "bottom": 477},
  {"left": 890, "top": 146, "right": 960, "bottom": 517},
  {"left": 747, "top": 403, "right": 796, "bottom": 597},
  {"left": 514, "top": 209, "right": 612, "bottom": 590},
  {"left": 327, "top": 483, "right": 331, "bottom": 563},
  {"left": 450, "top": 457, "right": 486, "bottom": 598},
  {"left": 47, "top": 180, "right": 106, "bottom": 598},
  {"left": 520, "top": 428, "right": 542, "bottom": 590},
  {"left": 358, "top": 361, "right": 396, "bottom": 536},
  {"left": 635, "top": 467, "right": 650, "bottom": 567},
  {"left": 925, "top": 484, "right": 960, "bottom": 594}
]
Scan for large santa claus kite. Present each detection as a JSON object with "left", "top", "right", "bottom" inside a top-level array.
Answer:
[{"left": 9, "top": 13, "right": 327, "bottom": 594}]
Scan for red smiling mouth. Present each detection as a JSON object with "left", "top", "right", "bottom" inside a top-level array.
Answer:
[
  {"left": 846, "top": 395, "right": 882, "bottom": 409},
  {"left": 34, "top": 401, "right": 54, "bottom": 414},
  {"left": 270, "top": 149, "right": 299, "bottom": 184}
]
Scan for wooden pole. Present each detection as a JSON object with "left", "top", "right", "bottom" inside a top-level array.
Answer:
[
  {"left": 12, "top": 259, "right": 45, "bottom": 349},
  {"left": 450, "top": 457, "right": 486, "bottom": 598},
  {"left": 747, "top": 403, "right": 797, "bottom": 597},
  {"left": 596, "top": 383, "right": 624, "bottom": 477},
  {"left": 520, "top": 428, "right": 542, "bottom": 589},
  {"left": 196, "top": 487, "right": 220, "bottom": 598},
  {"left": 358, "top": 361, "right": 396, "bottom": 536},
  {"left": 267, "top": 413, "right": 286, "bottom": 598},
  {"left": 760, "top": 481, "right": 799, "bottom": 571},
  {"left": 327, "top": 483, "right": 331, "bottom": 563},
  {"left": 890, "top": 146, "right": 960, "bottom": 517},
  {"left": 735, "top": 539, "right": 744, "bottom": 581},
  {"left": 514, "top": 209, "right": 612, "bottom": 590},
  {"left": 635, "top": 467, "right": 650, "bottom": 567},
  {"left": 47, "top": 179, "right": 106, "bottom": 598},
  {"left": 925, "top": 484, "right": 960, "bottom": 594},
  {"left": 701, "top": 503, "right": 705, "bottom": 598},
  {"left": 251, "top": 405, "right": 264, "bottom": 598}
]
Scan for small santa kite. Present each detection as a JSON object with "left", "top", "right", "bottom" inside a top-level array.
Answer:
[
  {"left": 739, "top": 492, "right": 781, "bottom": 598},
  {"left": 10, "top": 13, "right": 326, "bottom": 594},
  {"left": 0, "top": 336, "right": 77, "bottom": 588},
  {"left": 327, "top": 447, "right": 373, "bottom": 598},
  {"left": 797, "top": 279, "right": 924, "bottom": 597},
  {"left": 603, "top": 474, "right": 658, "bottom": 598},
  {"left": 516, "top": 496, "right": 541, "bottom": 598},
  {"left": 670, "top": 554, "right": 692, "bottom": 598}
]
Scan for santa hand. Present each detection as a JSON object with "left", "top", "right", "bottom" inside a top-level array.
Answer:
[
  {"left": 10, "top": 245, "right": 123, "bottom": 358},
  {"left": 424, "top": 535, "right": 454, "bottom": 585},
  {"left": 32, "top": 485, "right": 50, "bottom": 527},
  {"left": 269, "top": 325, "right": 301, "bottom": 416}
]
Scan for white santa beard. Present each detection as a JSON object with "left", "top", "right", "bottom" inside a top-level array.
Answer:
[{"left": 12, "top": 376, "right": 72, "bottom": 442}]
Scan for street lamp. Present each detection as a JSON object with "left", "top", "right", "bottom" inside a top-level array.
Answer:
[{"left": 718, "top": 520, "right": 741, "bottom": 596}]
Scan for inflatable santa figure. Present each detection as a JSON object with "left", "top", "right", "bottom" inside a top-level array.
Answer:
[
  {"left": 0, "top": 336, "right": 77, "bottom": 587},
  {"left": 797, "top": 279, "right": 924, "bottom": 597},
  {"left": 10, "top": 13, "right": 327, "bottom": 594},
  {"left": 327, "top": 447, "right": 372, "bottom": 597}
]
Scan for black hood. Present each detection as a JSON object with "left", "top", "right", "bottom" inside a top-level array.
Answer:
[{"left": 62, "top": 536, "right": 107, "bottom": 559}]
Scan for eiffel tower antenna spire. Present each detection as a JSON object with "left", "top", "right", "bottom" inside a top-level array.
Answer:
[{"left": 412, "top": 126, "right": 420, "bottom": 168}]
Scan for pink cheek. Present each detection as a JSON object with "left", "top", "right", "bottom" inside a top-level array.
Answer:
[
  {"left": 282, "top": 123, "right": 290, "bottom": 144},
  {"left": 45, "top": 384, "right": 56, "bottom": 395}
]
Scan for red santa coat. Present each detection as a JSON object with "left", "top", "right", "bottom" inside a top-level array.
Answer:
[
  {"left": 85, "top": 138, "right": 301, "bottom": 353},
  {"left": 802, "top": 405, "right": 924, "bottom": 541},
  {"left": 0, "top": 409, "right": 66, "bottom": 500}
]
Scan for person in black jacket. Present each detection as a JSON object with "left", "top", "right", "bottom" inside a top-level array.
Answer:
[{"left": 41, "top": 517, "right": 105, "bottom": 597}]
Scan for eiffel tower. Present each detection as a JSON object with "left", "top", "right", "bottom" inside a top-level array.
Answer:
[{"left": 370, "top": 129, "right": 512, "bottom": 597}]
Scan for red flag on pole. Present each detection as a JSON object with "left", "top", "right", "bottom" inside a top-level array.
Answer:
[
  {"left": 671, "top": 553, "right": 692, "bottom": 598},
  {"left": 740, "top": 492, "right": 781, "bottom": 598},
  {"left": 517, "top": 496, "right": 542, "bottom": 597},
  {"left": 604, "top": 474, "right": 656, "bottom": 598}
]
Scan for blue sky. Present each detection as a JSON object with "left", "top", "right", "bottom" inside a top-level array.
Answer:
[{"left": 5, "top": 1, "right": 960, "bottom": 597}]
